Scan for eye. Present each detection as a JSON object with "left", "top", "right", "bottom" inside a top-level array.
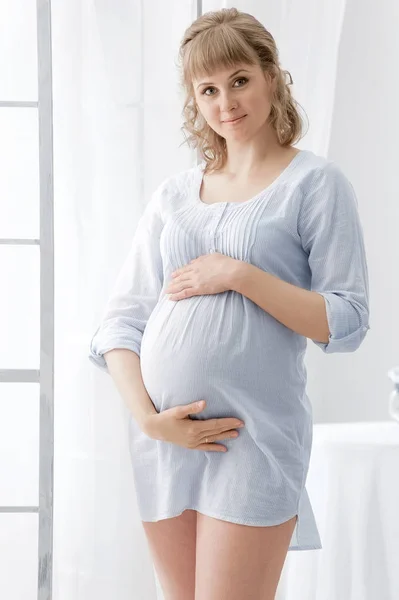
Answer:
[
  {"left": 234, "top": 77, "right": 248, "bottom": 87},
  {"left": 202, "top": 86, "right": 216, "bottom": 96},
  {"left": 201, "top": 77, "right": 248, "bottom": 96}
]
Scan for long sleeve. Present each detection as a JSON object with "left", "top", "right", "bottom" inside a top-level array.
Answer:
[
  {"left": 88, "top": 180, "right": 166, "bottom": 373},
  {"left": 298, "top": 162, "right": 370, "bottom": 353}
]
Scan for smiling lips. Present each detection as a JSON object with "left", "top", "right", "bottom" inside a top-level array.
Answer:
[{"left": 223, "top": 115, "right": 247, "bottom": 123}]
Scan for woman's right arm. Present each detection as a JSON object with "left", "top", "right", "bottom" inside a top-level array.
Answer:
[
  {"left": 89, "top": 178, "right": 168, "bottom": 431},
  {"left": 103, "top": 349, "right": 157, "bottom": 432}
]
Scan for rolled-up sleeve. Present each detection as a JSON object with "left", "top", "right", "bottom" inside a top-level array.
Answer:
[
  {"left": 88, "top": 180, "right": 166, "bottom": 373},
  {"left": 298, "top": 162, "right": 370, "bottom": 353}
]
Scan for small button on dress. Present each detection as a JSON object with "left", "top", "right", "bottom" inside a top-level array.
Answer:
[{"left": 89, "top": 149, "right": 370, "bottom": 551}]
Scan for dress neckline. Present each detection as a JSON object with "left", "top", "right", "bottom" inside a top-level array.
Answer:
[{"left": 193, "top": 149, "right": 308, "bottom": 209}]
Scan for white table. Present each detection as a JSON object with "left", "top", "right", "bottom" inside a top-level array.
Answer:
[{"left": 277, "top": 421, "right": 399, "bottom": 600}]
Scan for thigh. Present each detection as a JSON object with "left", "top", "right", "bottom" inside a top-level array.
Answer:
[
  {"left": 141, "top": 509, "right": 197, "bottom": 600},
  {"left": 195, "top": 512, "right": 297, "bottom": 600}
]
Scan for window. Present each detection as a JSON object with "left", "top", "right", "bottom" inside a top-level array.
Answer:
[{"left": 0, "top": 1, "right": 54, "bottom": 598}]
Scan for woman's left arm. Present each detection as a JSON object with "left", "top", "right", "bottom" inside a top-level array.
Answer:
[
  {"left": 230, "top": 264, "right": 331, "bottom": 344},
  {"left": 231, "top": 162, "right": 371, "bottom": 353}
]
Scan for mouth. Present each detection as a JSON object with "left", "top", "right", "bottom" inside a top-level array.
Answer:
[{"left": 223, "top": 115, "right": 247, "bottom": 123}]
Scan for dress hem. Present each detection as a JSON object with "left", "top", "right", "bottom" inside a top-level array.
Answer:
[
  {"left": 141, "top": 506, "right": 298, "bottom": 527},
  {"left": 140, "top": 505, "right": 322, "bottom": 551}
]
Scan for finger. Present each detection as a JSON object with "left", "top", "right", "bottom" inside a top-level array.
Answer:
[
  {"left": 172, "top": 267, "right": 194, "bottom": 278},
  {"left": 176, "top": 401, "right": 206, "bottom": 418},
  {"left": 168, "top": 277, "right": 193, "bottom": 291},
  {"left": 200, "top": 430, "right": 239, "bottom": 444},
  {"left": 199, "top": 418, "right": 244, "bottom": 434},
  {"left": 169, "top": 288, "right": 195, "bottom": 300},
  {"left": 197, "top": 442, "right": 227, "bottom": 452},
  {"left": 174, "top": 275, "right": 192, "bottom": 283}
]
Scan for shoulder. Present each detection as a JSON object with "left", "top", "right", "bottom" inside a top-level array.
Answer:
[
  {"left": 295, "top": 152, "right": 360, "bottom": 233},
  {"left": 295, "top": 150, "right": 354, "bottom": 197},
  {"left": 150, "top": 163, "right": 200, "bottom": 216}
]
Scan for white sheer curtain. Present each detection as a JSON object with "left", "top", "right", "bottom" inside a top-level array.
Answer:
[
  {"left": 52, "top": 1, "right": 194, "bottom": 598},
  {"left": 51, "top": 1, "right": 346, "bottom": 598}
]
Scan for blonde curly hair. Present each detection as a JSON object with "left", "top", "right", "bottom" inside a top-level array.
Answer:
[{"left": 177, "top": 7, "right": 308, "bottom": 173}]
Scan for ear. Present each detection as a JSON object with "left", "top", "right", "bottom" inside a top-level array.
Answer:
[
  {"left": 269, "top": 69, "right": 278, "bottom": 92},
  {"left": 264, "top": 69, "right": 276, "bottom": 92}
]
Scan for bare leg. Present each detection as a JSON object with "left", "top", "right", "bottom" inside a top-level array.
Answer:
[
  {"left": 141, "top": 509, "right": 197, "bottom": 600},
  {"left": 195, "top": 512, "right": 297, "bottom": 600}
]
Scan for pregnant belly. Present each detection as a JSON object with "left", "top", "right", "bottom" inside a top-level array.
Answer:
[
  {"left": 139, "top": 291, "right": 296, "bottom": 417},
  {"left": 139, "top": 291, "right": 252, "bottom": 413},
  {"left": 139, "top": 292, "right": 309, "bottom": 468}
]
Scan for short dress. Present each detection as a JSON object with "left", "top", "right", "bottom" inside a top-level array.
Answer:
[{"left": 89, "top": 149, "right": 370, "bottom": 551}]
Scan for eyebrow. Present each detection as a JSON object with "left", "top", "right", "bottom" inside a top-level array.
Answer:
[{"left": 196, "top": 69, "right": 251, "bottom": 89}]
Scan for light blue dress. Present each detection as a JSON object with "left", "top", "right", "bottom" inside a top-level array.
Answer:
[{"left": 89, "top": 149, "right": 370, "bottom": 551}]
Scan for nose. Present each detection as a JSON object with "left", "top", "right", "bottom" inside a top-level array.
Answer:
[{"left": 219, "top": 90, "right": 238, "bottom": 113}]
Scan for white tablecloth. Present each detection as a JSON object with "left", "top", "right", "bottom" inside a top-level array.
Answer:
[{"left": 277, "top": 421, "right": 399, "bottom": 600}]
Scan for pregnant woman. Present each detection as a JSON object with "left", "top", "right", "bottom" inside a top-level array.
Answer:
[{"left": 89, "top": 7, "right": 370, "bottom": 600}]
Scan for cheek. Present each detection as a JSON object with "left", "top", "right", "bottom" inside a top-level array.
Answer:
[
  {"left": 249, "top": 90, "right": 269, "bottom": 109},
  {"left": 251, "top": 95, "right": 272, "bottom": 121},
  {"left": 197, "top": 101, "right": 212, "bottom": 120},
  {"left": 203, "top": 103, "right": 218, "bottom": 118},
  {"left": 202, "top": 105, "right": 222, "bottom": 128}
]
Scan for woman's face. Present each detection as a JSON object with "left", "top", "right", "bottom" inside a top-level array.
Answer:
[{"left": 192, "top": 62, "right": 276, "bottom": 142}]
